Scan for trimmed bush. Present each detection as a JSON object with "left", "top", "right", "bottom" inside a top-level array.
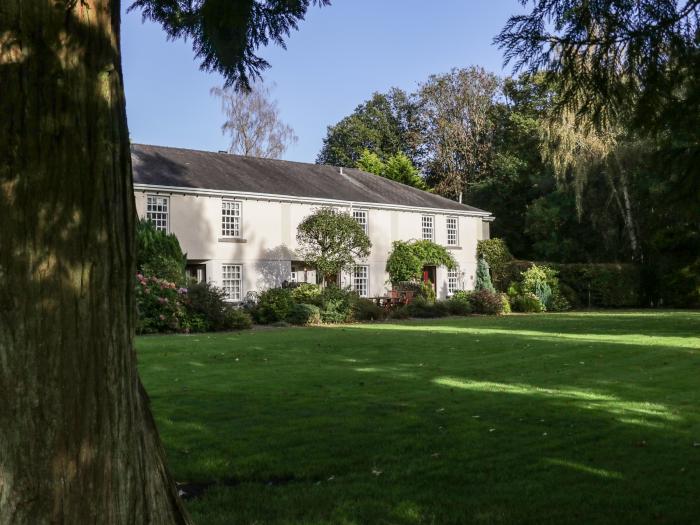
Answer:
[
  {"left": 222, "top": 308, "right": 253, "bottom": 330},
  {"left": 255, "top": 287, "right": 294, "bottom": 324},
  {"left": 475, "top": 256, "right": 496, "bottom": 293},
  {"left": 352, "top": 298, "right": 385, "bottom": 322},
  {"left": 186, "top": 281, "right": 231, "bottom": 331},
  {"left": 286, "top": 303, "right": 321, "bottom": 325},
  {"left": 408, "top": 297, "right": 449, "bottom": 318},
  {"left": 470, "top": 289, "right": 505, "bottom": 315},
  {"left": 317, "top": 286, "right": 356, "bottom": 323},
  {"left": 387, "top": 305, "right": 411, "bottom": 319},
  {"left": 290, "top": 283, "right": 322, "bottom": 303},
  {"left": 500, "top": 293, "right": 512, "bottom": 314},
  {"left": 447, "top": 291, "right": 473, "bottom": 315},
  {"left": 512, "top": 292, "right": 545, "bottom": 313}
]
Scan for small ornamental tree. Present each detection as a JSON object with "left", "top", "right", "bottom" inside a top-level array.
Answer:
[
  {"left": 297, "top": 208, "right": 371, "bottom": 286},
  {"left": 386, "top": 240, "right": 456, "bottom": 284},
  {"left": 475, "top": 256, "right": 496, "bottom": 293}
]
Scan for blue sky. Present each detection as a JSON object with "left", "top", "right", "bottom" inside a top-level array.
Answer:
[{"left": 122, "top": 1, "right": 524, "bottom": 163}]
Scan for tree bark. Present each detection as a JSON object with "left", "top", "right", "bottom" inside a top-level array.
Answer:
[{"left": 0, "top": 1, "right": 191, "bottom": 523}]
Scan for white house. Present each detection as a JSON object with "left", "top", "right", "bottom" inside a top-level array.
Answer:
[{"left": 132, "top": 144, "right": 494, "bottom": 301}]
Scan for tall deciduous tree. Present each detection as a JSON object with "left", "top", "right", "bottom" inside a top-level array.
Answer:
[
  {"left": 211, "top": 83, "right": 298, "bottom": 158},
  {"left": 417, "top": 67, "right": 500, "bottom": 200},
  {"left": 317, "top": 89, "right": 421, "bottom": 167},
  {"left": 0, "top": 1, "right": 327, "bottom": 523}
]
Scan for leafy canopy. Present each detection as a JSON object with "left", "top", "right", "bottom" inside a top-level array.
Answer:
[
  {"left": 356, "top": 149, "right": 427, "bottom": 189},
  {"left": 296, "top": 208, "right": 371, "bottom": 283},
  {"left": 386, "top": 240, "right": 456, "bottom": 284}
]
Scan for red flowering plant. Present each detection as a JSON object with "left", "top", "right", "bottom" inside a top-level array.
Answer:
[{"left": 135, "top": 273, "right": 190, "bottom": 334}]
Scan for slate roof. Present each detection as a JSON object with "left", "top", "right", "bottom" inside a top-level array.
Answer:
[{"left": 131, "top": 144, "right": 490, "bottom": 215}]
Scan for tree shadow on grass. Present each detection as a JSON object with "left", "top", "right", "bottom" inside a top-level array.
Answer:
[{"left": 140, "top": 315, "right": 700, "bottom": 524}]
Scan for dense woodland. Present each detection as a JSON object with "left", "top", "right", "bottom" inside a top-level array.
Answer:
[{"left": 317, "top": 15, "right": 699, "bottom": 307}]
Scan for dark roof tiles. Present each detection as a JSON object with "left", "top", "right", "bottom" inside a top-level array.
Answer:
[{"left": 131, "top": 144, "right": 490, "bottom": 215}]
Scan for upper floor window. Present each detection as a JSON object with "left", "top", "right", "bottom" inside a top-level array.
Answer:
[
  {"left": 146, "top": 195, "right": 169, "bottom": 232},
  {"left": 421, "top": 215, "right": 434, "bottom": 241},
  {"left": 446, "top": 217, "right": 458, "bottom": 246},
  {"left": 353, "top": 265, "right": 369, "bottom": 297},
  {"left": 353, "top": 209, "right": 368, "bottom": 235},
  {"left": 221, "top": 200, "right": 241, "bottom": 237},
  {"left": 447, "top": 267, "right": 460, "bottom": 295},
  {"left": 222, "top": 264, "right": 242, "bottom": 301}
]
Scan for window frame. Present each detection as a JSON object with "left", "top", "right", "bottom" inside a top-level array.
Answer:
[
  {"left": 352, "top": 265, "right": 369, "bottom": 298},
  {"left": 146, "top": 194, "right": 169, "bottom": 233},
  {"left": 447, "top": 266, "right": 460, "bottom": 295},
  {"left": 352, "top": 209, "right": 369, "bottom": 235},
  {"left": 221, "top": 263, "right": 243, "bottom": 302},
  {"left": 421, "top": 214, "right": 434, "bottom": 241},
  {"left": 221, "top": 199, "right": 242, "bottom": 238},
  {"left": 446, "top": 216, "right": 459, "bottom": 246}
]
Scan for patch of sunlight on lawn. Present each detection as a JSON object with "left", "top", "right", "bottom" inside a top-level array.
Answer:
[
  {"left": 545, "top": 458, "right": 623, "bottom": 479},
  {"left": 433, "top": 377, "right": 680, "bottom": 423},
  {"left": 340, "top": 323, "right": 700, "bottom": 350}
]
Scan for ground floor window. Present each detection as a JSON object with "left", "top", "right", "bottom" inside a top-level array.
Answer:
[
  {"left": 447, "top": 267, "right": 459, "bottom": 295},
  {"left": 353, "top": 265, "right": 369, "bottom": 297},
  {"left": 222, "top": 264, "right": 242, "bottom": 301}
]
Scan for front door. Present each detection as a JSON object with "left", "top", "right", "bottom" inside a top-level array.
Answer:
[{"left": 422, "top": 265, "right": 437, "bottom": 293}]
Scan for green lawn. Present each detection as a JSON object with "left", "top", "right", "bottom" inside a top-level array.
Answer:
[{"left": 137, "top": 311, "right": 700, "bottom": 525}]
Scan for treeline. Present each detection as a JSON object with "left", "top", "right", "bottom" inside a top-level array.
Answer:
[{"left": 316, "top": 68, "right": 698, "bottom": 307}]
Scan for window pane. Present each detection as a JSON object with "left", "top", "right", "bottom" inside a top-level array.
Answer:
[
  {"left": 447, "top": 217, "right": 458, "bottom": 246},
  {"left": 146, "top": 195, "right": 169, "bottom": 232},
  {"left": 447, "top": 267, "right": 459, "bottom": 294},
  {"left": 222, "top": 201, "right": 241, "bottom": 237},
  {"left": 222, "top": 264, "right": 242, "bottom": 301},
  {"left": 353, "top": 210, "right": 368, "bottom": 234},
  {"left": 422, "top": 215, "right": 433, "bottom": 241},
  {"left": 353, "top": 265, "right": 369, "bottom": 297}
]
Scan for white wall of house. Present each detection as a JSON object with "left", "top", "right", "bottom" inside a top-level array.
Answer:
[{"left": 134, "top": 187, "right": 491, "bottom": 300}]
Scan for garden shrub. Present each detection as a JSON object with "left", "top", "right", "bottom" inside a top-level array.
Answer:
[
  {"left": 475, "top": 256, "right": 496, "bottom": 293},
  {"left": 315, "top": 285, "right": 356, "bottom": 323},
  {"left": 186, "top": 281, "right": 231, "bottom": 331},
  {"left": 512, "top": 292, "right": 545, "bottom": 313},
  {"left": 477, "top": 238, "right": 513, "bottom": 291},
  {"left": 286, "top": 303, "right": 321, "bottom": 325},
  {"left": 520, "top": 264, "right": 552, "bottom": 307},
  {"left": 408, "top": 296, "right": 449, "bottom": 318},
  {"left": 135, "top": 274, "right": 189, "bottom": 334},
  {"left": 387, "top": 305, "right": 411, "bottom": 319},
  {"left": 136, "top": 220, "right": 187, "bottom": 285},
  {"left": 351, "top": 298, "right": 385, "bottom": 322},
  {"left": 255, "top": 287, "right": 294, "bottom": 324},
  {"left": 470, "top": 289, "right": 505, "bottom": 315},
  {"left": 500, "top": 293, "right": 512, "bottom": 314},
  {"left": 290, "top": 283, "right": 322, "bottom": 303},
  {"left": 222, "top": 307, "right": 253, "bottom": 330},
  {"left": 418, "top": 281, "right": 437, "bottom": 303},
  {"left": 447, "top": 291, "right": 473, "bottom": 315}
]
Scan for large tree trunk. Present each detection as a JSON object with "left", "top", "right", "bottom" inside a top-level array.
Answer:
[{"left": 0, "top": 1, "right": 191, "bottom": 523}]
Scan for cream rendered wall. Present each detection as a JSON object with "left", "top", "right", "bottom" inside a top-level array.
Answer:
[{"left": 135, "top": 189, "right": 489, "bottom": 300}]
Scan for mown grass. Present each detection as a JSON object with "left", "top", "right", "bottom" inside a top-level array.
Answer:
[{"left": 137, "top": 311, "right": 700, "bottom": 524}]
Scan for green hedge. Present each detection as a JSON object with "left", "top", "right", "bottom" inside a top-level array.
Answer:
[{"left": 505, "top": 260, "right": 643, "bottom": 308}]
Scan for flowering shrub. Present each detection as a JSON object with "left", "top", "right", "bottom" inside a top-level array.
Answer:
[{"left": 135, "top": 274, "right": 189, "bottom": 334}]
